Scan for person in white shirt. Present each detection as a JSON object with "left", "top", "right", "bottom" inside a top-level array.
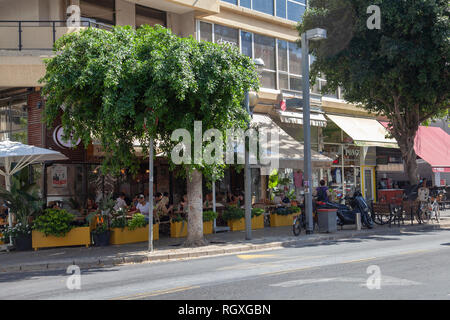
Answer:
[
  {"left": 113, "top": 192, "right": 128, "bottom": 211},
  {"left": 136, "top": 194, "right": 150, "bottom": 216}
]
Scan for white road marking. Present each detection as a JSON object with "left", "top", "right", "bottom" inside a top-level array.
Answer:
[{"left": 270, "top": 276, "right": 420, "bottom": 288}]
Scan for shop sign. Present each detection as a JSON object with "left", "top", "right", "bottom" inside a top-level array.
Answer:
[
  {"left": 343, "top": 147, "right": 360, "bottom": 157},
  {"left": 53, "top": 125, "right": 81, "bottom": 149},
  {"left": 432, "top": 167, "right": 450, "bottom": 173},
  {"left": 51, "top": 166, "right": 67, "bottom": 188}
]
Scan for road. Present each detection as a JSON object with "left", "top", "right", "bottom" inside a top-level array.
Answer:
[{"left": 1, "top": 228, "right": 449, "bottom": 300}]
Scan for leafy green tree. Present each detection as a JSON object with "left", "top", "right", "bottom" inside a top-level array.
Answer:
[
  {"left": 40, "top": 25, "right": 258, "bottom": 246},
  {"left": 298, "top": 0, "right": 449, "bottom": 184}
]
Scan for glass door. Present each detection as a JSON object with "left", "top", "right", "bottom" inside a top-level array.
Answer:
[{"left": 363, "top": 167, "right": 375, "bottom": 201}]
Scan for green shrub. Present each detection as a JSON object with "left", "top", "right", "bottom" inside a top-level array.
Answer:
[
  {"left": 32, "top": 209, "right": 74, "bottom": 237},
  {"left": 251, "top": 208, "right": 264, "bottom": 217},
  {"left": 289, "top": 206, "right": 301, "bottom": 214},
  {"left": 222, "top": 206, "right": 245, "bottom": 221},
  {"left": 127, "top": 214, "right": 148, "bottom": 230},
  {"left": 171, "top": 214, "right": 186, "bottom": 223},
  {"left": 111, "top": 216, "right": 127, "bottom": 229},
  {"left": 203, "top": 210, "right": 218, "bottom": 222}
]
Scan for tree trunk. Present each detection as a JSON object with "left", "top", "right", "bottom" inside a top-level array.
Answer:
[
  {"left": 394, "top": 130, "right": 419, "bottom": 185},
  {"left": 184, "top": 167, "right": 208, "bottom": 247}
]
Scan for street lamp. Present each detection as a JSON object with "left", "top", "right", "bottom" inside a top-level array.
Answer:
[
  {"left": 301, "top": 28, "right": 327, "bottom": 234},
  {"left": 245, "top": 58, "right": 264, "bottom": 240}
]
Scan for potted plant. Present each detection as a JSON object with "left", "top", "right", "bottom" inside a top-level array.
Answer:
[
  {"left": 270, "top": 206, "right": 297, "bottom": 227},
  {"left": 222, "top": 205, "right": 245, "bottom": 231},
  {"left": 110, "top": 213, "right": 158, "bottom": 245},
  {"left": 286, "top": 189, "right": 298, "bottom": 206},
  {"left": 32, "top": 208, "right": 90, "bottom": 250},
  {"left": 202, "top": 210, "right": 218, "bottom": 235},
  {"left": 0, "top": 180, "right": 43, "bottom": 251},
  {"left": 251, "top": 208, "right": 265, "bottom": 229},
  {"left": 170, "top": 214, "right": 187, "bottom": 238},
  {"left": 90, "top": 212, "right": 110, "bottom": 247}
]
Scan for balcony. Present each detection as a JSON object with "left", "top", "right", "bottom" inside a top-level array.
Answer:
[{"left": 0, "top": 20, "right": 113, "bottom": 51}]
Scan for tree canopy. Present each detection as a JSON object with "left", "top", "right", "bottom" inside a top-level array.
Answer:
[
  {"left": 298, "top": 0, "right": 449, "bottom": 183},
  {"left": 41, "top": 25, "right": 259, "bottom": 178}
]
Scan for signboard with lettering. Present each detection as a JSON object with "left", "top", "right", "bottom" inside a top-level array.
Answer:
[{"left": 51, "top": 166, "right": 67, "bottom": 188}]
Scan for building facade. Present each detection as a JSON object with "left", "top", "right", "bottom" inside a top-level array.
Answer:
[{"left": 1, "top": 0, "right": 447, "bottom": 208}]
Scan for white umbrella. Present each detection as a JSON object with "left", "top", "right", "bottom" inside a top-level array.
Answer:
[{"left": 0, "top": 139, "right": 67, "bottom": 245}]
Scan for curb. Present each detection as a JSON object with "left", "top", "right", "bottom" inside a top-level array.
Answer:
[{"left": 1, "top": 222, "right": 449, "bottom": 273}]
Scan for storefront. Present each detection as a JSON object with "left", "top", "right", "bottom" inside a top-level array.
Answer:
[{"left": 321, "top": 114, "right": 398, "bottom": 201}]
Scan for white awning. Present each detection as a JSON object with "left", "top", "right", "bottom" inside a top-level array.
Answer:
[
  {"left": 278, "top": 110, "right": 327, "bottom": 127},
  {"left": 326, "top": 114, "right": 398, "bottom": 148},
  {"left": 251, "top": 113, "right": 333, "bottom": 174}
]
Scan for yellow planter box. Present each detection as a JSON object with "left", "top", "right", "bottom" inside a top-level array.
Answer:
[
  {"left": 0, "top": 233, "right": 3, "bottom": 245},
  {"left": 270, "top": 213, "right": 296, "bottom": 227},
  {"left": 251, "top": 215, "right": 264, "bottom": 229},
  {"left": 110, "top": 224, "right": 159, "bottom": 245},
  {"left": 203, "top": 221, "right": 213, "bottom": 235},
  {"left": 170, "top": 221, "right": 188, "bottom": 238},
  {"left": 227, "top": 216, "right": 264, "bottom": 231},
  {"left": 32, "top": 227, "right": 91, "bottom": 251}
]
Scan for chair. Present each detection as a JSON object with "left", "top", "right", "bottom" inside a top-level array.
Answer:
[
  {"left": 401, "top": 200, "right": 419, "bottom": 225},
  {"left": 372, "top": 203, "right": 391, "bottom": 225},
  {"left": 389, "top": 203, "right": 404, "bottom": 227}
]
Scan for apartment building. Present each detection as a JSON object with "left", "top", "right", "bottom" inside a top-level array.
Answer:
[{"left": 0, "top": 0, "right": 445, "bottom": 206}]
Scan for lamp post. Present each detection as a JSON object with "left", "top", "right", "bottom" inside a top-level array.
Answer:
[
  {"left": 301, "top": 28, "right": 327, "bottom": 234},
  {"left": 244, "top": 58, "right": 264, "bottom": 240}
]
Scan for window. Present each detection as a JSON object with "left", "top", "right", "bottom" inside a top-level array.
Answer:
[
  {"left": 136, "top": 5, "right": 166, "bottom": 28},
  {"left": 199, "top": 21, "right": 213, "bottom": 42},
  {"left": 222, "top": 0, "right": 238, "bottom": 4},
  {"left": 241, "top": 31, "right": 253, "bottom": 58},
  {"left": 254, "top": 34, "right": 276, "bottom": 89},
  {"left": 214, "top": 24, "right": 239, "bottom": 47},
  {"left": 253, "top": 0, "right": 274, "bottom": 15},
  {"left": 288, "top": 41, "right": 302, "bottom": 75},
  {"left": 287, "top": 0, "right": 306, "bottom": 22},
  {"left": 276, "top": 0, "right": 287, "bottom": 19},
  {"left": 80, "top": 0, "right": 115, "bottom": 25}
]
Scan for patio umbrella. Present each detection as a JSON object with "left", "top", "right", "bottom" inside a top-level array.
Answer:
[{"left": 0, "top": 139, "right": 67, "bottom": 244}]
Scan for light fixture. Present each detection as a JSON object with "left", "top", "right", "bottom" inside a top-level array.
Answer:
[
  {"left": 93, "top": 169, "right": 98, "bottom": 174},
  {"left": 253, "top": 58, "right": 265, "bottom": 68},
  {"left": 305, "top": 28, "right": 327, "bottom": 41},
  {"left": 120, "top": 169, "right": 125, "bottom": 174},
  {"left": 146, "top": 169, "right": 150, "bottom": 174}
]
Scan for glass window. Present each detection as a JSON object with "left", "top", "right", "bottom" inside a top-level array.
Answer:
[
  {"left": 254, "top": 34, "right": 275, "bottom": 71},
  {"left": 136, "top": 5, "right": 166, "bottom": 28},
  {"left": 199, "top": 21, "right": 213, "bottom": 42},
  {"left": 240, "top": 0, "right": 252, "bottom": 8},
  {"left": 287, "top": 1, "right": 306, "bottom": 22},
  {"left": 80, "top": 0, "right": 115, "bottom": 25},
  {"left": 241, "top": 31, "right": 253, "bottom": 58},
  {"left": 289, "top": 76, "right": 301, "bottom": 91},
  {"left": 288, "top": 42, "right": 302, "bottom": 75},
  {"left": 260, "top": 71, "right": 277, "bottom": 89},
  {"left": 279, "top": 73, "right": 289, "bottom": 90},
  {"left": 278, "top": 40, "right": 288, "bottom": 72},
  {"left": 214, "top": 24, "right": 239, "bottom": 47},
  {"left": 221, "top": 0, "right": 238, "bottom": 5},
  {"left": 253, "top": 0, "right": 274, "bottom": 15},
  {"left": 276, "top": 0, "right": 287, "bottom": 18}
]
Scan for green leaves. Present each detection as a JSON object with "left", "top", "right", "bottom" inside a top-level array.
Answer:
[
  {"left": 127, "top": 213, "right": 148, "bottom": 230},
  {"left": 41, "top": 25, "right": 259, "bottom": 180},
  {"left": 32, "top": 209, "right": 74, "bottom": 237}
]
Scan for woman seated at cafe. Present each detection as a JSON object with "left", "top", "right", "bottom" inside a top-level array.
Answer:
[
  {"left": 178, "top": 194, "right": 188, "bottom": 214},
  {"left": 154, "top": 192, "right": 173, "bottom": 222}
]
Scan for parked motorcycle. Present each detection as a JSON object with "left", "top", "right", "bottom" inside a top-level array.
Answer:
[{"left": 317, "top": 191, "right": 374, "bottom": 229}]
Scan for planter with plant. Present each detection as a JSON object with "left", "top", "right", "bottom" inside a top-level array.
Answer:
[
  {"left": 0, "top": 179, "right": 43, "bottom": 251},
  {"left": 270, "top": 206, "right": 297, "bottom": 227},
  {"left": 202, "top": 210, "right": 218, "bottom": 235},
  {"left": 110, "top": 213, "right": 158, "bottom": 245},
  {"left": 89, "top": 212, "right": 110, "bottom": 247},
  {"left": 32, "top": 209, "right": 90, "bottom": 250},
  {"left": 251, "top": 208, "right": 265, "bottom": 230},
  {"left": 170, "top": 214, "right": 187, "bottom": 238}
]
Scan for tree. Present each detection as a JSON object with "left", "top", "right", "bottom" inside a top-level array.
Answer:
[
  {"left": 40, "top": 25, "right": 259, "bottom": 247},
  {"left": 298, "top": 0, "right": 449, "bottom": 184}
]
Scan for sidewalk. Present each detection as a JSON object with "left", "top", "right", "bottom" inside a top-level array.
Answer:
[{"left": 1, "top": 212, "right": 450, "bottom": 273}]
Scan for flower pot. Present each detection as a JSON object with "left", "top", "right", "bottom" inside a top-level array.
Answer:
[
  {"left": 203, "top": 221, "right": 213, "bottom": 235},
  {"left": 92, "top": 231, "right": 110, "bottom": 246},
  {"left": 270, "top": 213, "right": 295, "bottom": 227},
  {"left": 32, "top": 227, "right": 91, "bottom": 251},
  {"left": 251, "top": 215, "right": 264, "bottom": 229},
  {"left": 110, "top": 224, "right": 159, "bottom": 245},
  {"left": 170, "top": 221, "right": 187, "bottom": 238},
  {"left": 14, "top": 234, "right": 32, "bottom": 251},
  {"left": 227, "top": 218, "right": 245, "bottom": 231}
]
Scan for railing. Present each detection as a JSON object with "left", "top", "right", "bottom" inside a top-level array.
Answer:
[{"left": 0, "top": 20, "right": 113, "bottom": 51}]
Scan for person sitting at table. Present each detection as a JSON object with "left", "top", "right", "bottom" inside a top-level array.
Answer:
[
  {"left": 236, "top": 192, "right": 244, "bottom": 207},
  {"left": 113, "top": 192, "right": 128, "bottom": 212},
  {"left": 86, "top": 198, "right": 98, "bottom": 213},
  {"left": 203, "top": 192, "right": 213, "bottom": 208},
  {"left": 178, "top": 194, "right": 188, "bottom": 214},
  {"left": 226, "top": 191, "right": 236, "bottom": 204},
  {"left": 129, "top": 194, "right": 150, "bottom": 221},
  {"left": 154, "top": 192, "right": 173, "bottom": 222}
]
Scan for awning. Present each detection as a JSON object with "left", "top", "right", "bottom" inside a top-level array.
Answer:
[
  {"left": 327, "top": 114, "right": 398, "bottom": 148},
  {"left": 277, "top": 110, "right": 327, "bottom": 127},
  {"left": 251, "top": 113, "right": 333, "bottom": 173},
  {"left": 380, "top": 122, "right": 450, "bottom": 171}
]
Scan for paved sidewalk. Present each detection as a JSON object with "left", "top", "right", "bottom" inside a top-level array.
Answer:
[{"left": 1, "top": 211, "right": 449, "bottom": 273}]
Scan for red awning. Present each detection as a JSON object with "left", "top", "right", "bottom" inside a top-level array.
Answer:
[{"left": 380, "top": 121, "right": 450, "bottom": 170}]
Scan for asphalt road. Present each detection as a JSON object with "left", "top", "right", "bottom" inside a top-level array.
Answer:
[{"left": 1, "top": 228, "right": 449, "bottom": 300}]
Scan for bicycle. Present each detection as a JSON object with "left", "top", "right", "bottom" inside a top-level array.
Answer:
[
  {"left": 416, "top": 200, "right": 432, "bottom": 224},
  {"left": 293, "top": 209, "right": 318, "bottom": 236}
]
